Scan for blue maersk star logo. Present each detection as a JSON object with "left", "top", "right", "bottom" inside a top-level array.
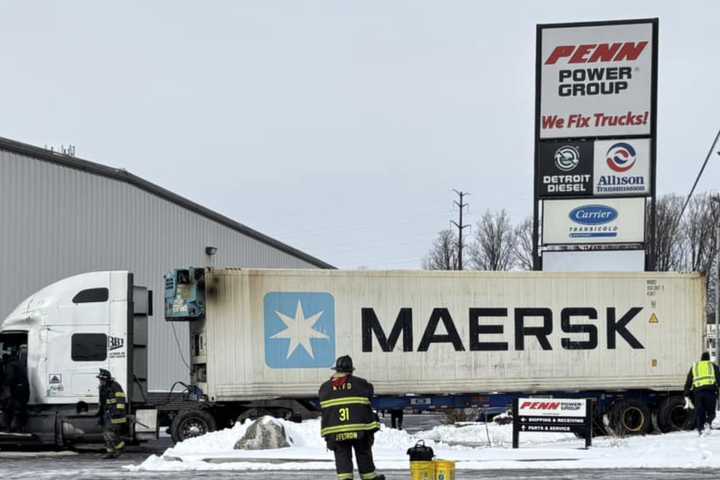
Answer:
[{"left": 264, "top": 292, "right": 335, "bottom": 368}]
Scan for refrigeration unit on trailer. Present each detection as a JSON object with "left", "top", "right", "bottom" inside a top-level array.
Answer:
[{"left": 164, "top": 267, "right": 706, "bottom": 438}]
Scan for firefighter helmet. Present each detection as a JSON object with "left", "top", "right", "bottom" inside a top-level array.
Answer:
[{"left": 332, "top": 355, "right": 355, "bottom": 373}]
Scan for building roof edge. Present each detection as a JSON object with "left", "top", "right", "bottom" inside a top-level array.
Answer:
[{"left": 0, "top": 136, "right": 335, "bottom": 269}]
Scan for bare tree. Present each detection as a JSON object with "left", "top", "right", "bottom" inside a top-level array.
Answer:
[
  {"left": 680, "top": 194, "right": 720, "bottom": 319},
  {"left": 514, "top": 217, "right": 534, "bottom": 271},
  {"left": 709, "top": 255, "right": 719, "bottom": 320},
  {"left": 682, "top": 193, "right": 718, "bottom": 274},
  {"left": 652, "top": 194, "right": 685, "bottom": 272},
  {"left": 423, "top": 229, "right": 459, "bottom": 270},
  {"left": 468, "top": 210, "right": 517, "bottom": 271},
  {"left": 710, "top": 196, "right": 720, "bottom": 320}
]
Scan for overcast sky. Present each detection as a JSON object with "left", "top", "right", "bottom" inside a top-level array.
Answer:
[{"left": 1, "top": 1, "right": 718, "bottom": 268}]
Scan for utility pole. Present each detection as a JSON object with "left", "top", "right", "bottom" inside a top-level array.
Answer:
[{"left": 451, "top": 190, "right": 470, "bottom": 270}]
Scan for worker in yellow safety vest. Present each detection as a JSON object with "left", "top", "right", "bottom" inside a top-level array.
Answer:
[{"left": 684, "top": 352, "right": 720, "bottom": 436}]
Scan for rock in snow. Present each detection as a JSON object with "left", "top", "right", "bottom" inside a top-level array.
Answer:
[{"left": 234, "top": 416, "right": 291, "bottom": 450}]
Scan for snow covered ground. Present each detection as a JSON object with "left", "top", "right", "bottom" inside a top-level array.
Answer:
[{"left": 128, "top": 416, "right": 720, "bottom": 473}]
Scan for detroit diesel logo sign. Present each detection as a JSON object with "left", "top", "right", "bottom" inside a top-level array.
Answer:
[{"left": 554, "top": 145, "right": 580, "bottom": 172}]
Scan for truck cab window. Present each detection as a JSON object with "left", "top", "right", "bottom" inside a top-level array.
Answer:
[
  {"left": 72, "top": 288, "right": 109, "bottom": 304},
  {"left": 71, "top": 333, "right": 107, "bottom": 361}
]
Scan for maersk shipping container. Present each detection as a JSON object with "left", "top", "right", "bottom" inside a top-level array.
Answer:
[{"left": 178, "top": 269, "right": 705, "bottom": 401}]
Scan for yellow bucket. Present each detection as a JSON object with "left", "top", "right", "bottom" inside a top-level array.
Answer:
[
  {"left": 433, "top": 459, "right": 456, "bottom": 480},
  {"left": 410, "top": 460, "right": 435, "bottom": 480}
]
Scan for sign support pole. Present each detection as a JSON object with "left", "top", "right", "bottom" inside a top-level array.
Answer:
[
  {"left": 512, "top": 398, "right": 519, "bottom": 449},
  {"left": 532, "top": 25, "right": 542, "bottom": 271},
  {"left": 585, "top": 399, "right": 592, "bottom": 449}
]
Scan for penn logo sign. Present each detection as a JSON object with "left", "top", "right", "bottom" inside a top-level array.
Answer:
[
  {"left": 538, "top": 20, "right": 656, "bottom": 139},
  {"left": 547, "top": 42, "right": 647, "bottom": 98},
  {"left": 518, "top": 398, "right": 588, "bottom": 417},
  {"left": 544, "top": 42, "right": 648, "bottom": 65}
]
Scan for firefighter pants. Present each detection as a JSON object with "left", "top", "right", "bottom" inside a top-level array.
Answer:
[
  {"left": 694, "top": 389, "right": 717, "bottom": 432},
  {"left": 102, "top": 422, "right": 125, "bottom": 453},
  {"left": 1, "top": 397, "right": 27, "bottom": 432},
  {"left": 332, "top": 435, "right": 378, "bottom": 480}
]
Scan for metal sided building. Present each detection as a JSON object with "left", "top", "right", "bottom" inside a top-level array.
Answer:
[{"left": 0, "top": 136, "right": 333, "bottom": 391}]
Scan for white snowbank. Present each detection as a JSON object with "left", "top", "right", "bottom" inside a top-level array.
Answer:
[{"left": 127, "top": 417, "right": 720, "bottom": 472}]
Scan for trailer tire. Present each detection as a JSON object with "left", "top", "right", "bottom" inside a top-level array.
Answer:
[
  {"left": 609, "top": 400, "right": 651, "bottom": 435},
  {"left": 657, "top": 396, "right": 694, "bottom": 433},
  {"left": 171, "top": 409, "right": 217, "bottom": 443}
]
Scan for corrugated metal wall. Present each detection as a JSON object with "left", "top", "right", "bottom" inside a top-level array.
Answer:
[{"left": 0, "top": 149, "right": 322, "bottom": 390}]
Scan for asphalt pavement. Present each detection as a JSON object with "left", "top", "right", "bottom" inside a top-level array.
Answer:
[
  {"left": 1, "top": 414, "right": 719, "bottom": 479},
  {"left": 1, "top": 455, "right": 719, "bottom": 480}
]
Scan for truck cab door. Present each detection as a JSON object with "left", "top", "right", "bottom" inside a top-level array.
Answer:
[{"left": 44, "top": 327, "right": 108, "bottom": 400}]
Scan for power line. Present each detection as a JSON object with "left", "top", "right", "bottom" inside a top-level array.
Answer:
[
  {"left": 451, "top": 189, "right": 470, "bottom": 270},
  {"left": 678, "top": 127, "right": 720, "bottom": 223}
]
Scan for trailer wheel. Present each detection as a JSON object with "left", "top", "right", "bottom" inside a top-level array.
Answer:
[
  {"left": 609, "top": 400, "right": 651, "bottom": 435},
  {"left": 171, "top": 409, "right": 217, "bottom": 443},
  {"left": 657, "top": 396, "right": 694, "bottom": 433}
]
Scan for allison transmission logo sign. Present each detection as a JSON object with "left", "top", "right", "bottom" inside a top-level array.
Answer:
[
  {"left": 593, "top": 139, "right": 650, "bottom": 195},
  {"left": 606, "top": 143, "right": 637, "bottom": 172},
  {"left": 542, "top": 198, "right": 645, "bottom": 244}
]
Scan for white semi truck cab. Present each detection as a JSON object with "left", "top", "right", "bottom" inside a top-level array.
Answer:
[
  {"left": 1, "top": 270, "right": 312, "bottom": 446},
  {"left": 0, "top": 271, "right": 157, "bottom": 447}
]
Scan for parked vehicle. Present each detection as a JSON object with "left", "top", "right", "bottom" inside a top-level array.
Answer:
[
  {"left": 0, "top": 271, "right": 156, "bottom": 447},
  {"left": 0, "top": 268, "right": 705, "bottom": 446}
]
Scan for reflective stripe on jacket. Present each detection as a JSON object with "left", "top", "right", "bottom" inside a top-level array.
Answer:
[
  {"left": 692, "top": 361, "right": 717, "bottom": 389},
  {"left": 318, "top": 374, "right": 378, "bottom": 439},
  {"left": 100, "top": 380, "right": 128, "bottom": 425}
]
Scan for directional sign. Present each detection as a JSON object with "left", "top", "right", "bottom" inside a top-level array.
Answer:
[
  {"left": 522, "top": 424, "right": 574, "bottom": 432},
  {"left": 513, "top": 398, "right": 593, "bottom": 448}
]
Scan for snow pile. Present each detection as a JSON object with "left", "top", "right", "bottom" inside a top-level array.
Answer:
[
  {"left": 128, "top": 417, "right": 720, "bottom": 472},
  {"left": 418, "top": 422, "right": 574, "bottom": 447},
  {"left": 168, "top": 420, "right": 252, "bottom": 455}
]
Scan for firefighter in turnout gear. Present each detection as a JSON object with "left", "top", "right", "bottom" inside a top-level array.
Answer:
[
  {"left": 684, "top": 352, "right": 720, "bottom": 436},
  {"left": 319, "top": 356, "right": 384, "bottom": 480},
  {"left": 97, "top": 369, "right": 127, "bottom": 458}
]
